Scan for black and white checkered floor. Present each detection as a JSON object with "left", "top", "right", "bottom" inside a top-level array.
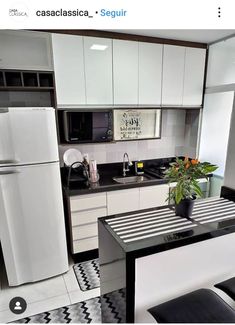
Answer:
[{"left": 13, "top": 260, "right": 126, "bottom": 323}]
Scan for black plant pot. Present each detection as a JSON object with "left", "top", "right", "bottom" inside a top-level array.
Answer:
[{"left": 175, "top": 198, "right": 195, "bottom": 219}]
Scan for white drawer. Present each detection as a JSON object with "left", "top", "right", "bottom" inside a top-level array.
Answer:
[
  {"left": 72, "top": 223, "right": 98, "bottom": 240},
  {"left": 71, "top": 207, "right": 107, "bottom": 226},
  {"left": 72, "top": 237, "right": 98, "bottom": 253},
  {"left": 70, "top": 192, "right": 106, "bottom": 212}
]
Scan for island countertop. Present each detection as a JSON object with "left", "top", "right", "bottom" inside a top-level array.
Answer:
[
  {"left": 98, "top": 196, "right": 235, "bottom": 255},
  {"left": 98, "top": 186, "right": 235, "bottom": 323}
]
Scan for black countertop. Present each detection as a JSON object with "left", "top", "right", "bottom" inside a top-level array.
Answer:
[
  {"left": 64, "top": 173, "right": 167, "bottom": 196},
  {"left": 62, "top": 157, "right": 174, "bottom": 196},
  {"left": 62, "top": 157, "right": 211, "bottom": 196}
]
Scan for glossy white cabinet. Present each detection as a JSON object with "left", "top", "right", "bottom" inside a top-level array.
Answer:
[
  {"left": 52, "top": 33, "right": 86, "bottom": 107},
  {"left": 139, "top": 42, "right": 163, "bottom": 105},
  {"left": 84, "top": 37, "right": 113, "bottom": 105},
  {"left": 113, "top": 40, "right": 139, "bottom": 105},
  {"left": 68, "top": 184, "right": 171, "bottom": 253},
  {"left": 183, "top": 48, "right": 206, "bottom": 106},
  {"left": 107, "top": 188, "right": 139, "bottom": 215},
  {"left": 69, "top": 193, "right": 107, "bottom": 254},
  {"left": 162, "top": 45, "right": 185, "bottom": 106},
  {"left": 139, "top": 184, "right": 169, "bottom": 209},
  {"left": 0, "top": 30, "right": 52, "bottom": 71},
  {"left": 206, "top": 37, "right": 235, "bottom": 87}
]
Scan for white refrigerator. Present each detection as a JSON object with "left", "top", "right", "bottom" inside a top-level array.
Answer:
[{"left": 0, "top": 107, "right": 68, "bottom": 286}]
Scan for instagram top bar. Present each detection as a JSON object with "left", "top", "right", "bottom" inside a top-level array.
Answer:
[{"left": 0, "top": 0, "right": 234, "bottom": 29}]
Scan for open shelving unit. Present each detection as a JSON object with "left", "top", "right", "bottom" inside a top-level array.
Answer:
[
  {"left": 0, "top": 69, "right": 54, "bottom": 90},
  {"left": 0, "top": 69, "right": 56, "bottom": 108}
]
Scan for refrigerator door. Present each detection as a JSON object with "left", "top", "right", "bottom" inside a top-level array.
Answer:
[
  {"left": 0, "top": 162, "right": 68, "bottom": 286},
  {"left": 0, "top": 107, "right": 59, "bottom": 167}
]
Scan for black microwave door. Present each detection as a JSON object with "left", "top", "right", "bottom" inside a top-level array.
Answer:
[
  {"left": 68, "top": 112, "right": 92, "bottom": 141},
  {"left": 92, "top": 112, "right": 112, "bottom": 141}
]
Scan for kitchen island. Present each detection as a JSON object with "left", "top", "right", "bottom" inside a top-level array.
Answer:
[{"left": 98, "top": 186, "right": 235, "bottom": 323}]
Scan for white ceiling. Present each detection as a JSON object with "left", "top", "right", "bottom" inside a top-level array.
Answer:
[{"left": 104, "top": 29, "right": 235, "bottom": 44}]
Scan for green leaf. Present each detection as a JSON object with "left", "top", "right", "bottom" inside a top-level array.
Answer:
[{"left": 175, "top": 183, "right": 183, "bottom": 204}]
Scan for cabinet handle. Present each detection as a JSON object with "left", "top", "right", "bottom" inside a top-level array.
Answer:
[{"left": 0, "top": 108, "right": 9, "bottom": 114}]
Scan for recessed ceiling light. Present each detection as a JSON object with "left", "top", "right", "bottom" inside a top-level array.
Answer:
[{"left": 90, "top": 44, "right": 108, "bottom": 51}]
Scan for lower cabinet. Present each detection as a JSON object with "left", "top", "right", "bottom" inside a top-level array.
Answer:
[
  {"left": 106, "top": 188, "right": 139, "bottom": 215},
  {"left": 69, "top": 193, "right": 107, "bottom": 254},
  {"left": 68, "top": 184, "right": 169, "bottom": 254},
  {"left": 139, "top": 184, "right": 169, "bottom": 209}
]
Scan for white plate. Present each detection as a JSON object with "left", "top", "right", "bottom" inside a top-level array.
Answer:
[{"left": 63, "top": 148, "right": 83, "bottom": 167}]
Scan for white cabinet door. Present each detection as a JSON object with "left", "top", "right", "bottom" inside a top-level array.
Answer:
[
  {"left": 107, "top": 188, "right": 139, "bottom": 215},
  {"left": 52, "top": 33, "right": 86, "bottom": 107},
  {"left": 139, "top": 184, "right": 169, "bottom": 209},
  {"left": 139, "top": 42, "right": 163, "bottom": 105},
  {"left": 206, "top": 37, "right": 235, "bottom": 87},
  {"left": 113, "top": 40, "right": 138, "bottom": 105},
  {"left": 162, "top": 45, "right": 185, "bottom": 106},
  {"left": 183, "top": 48, "right": 206, "bottom": 106},
  {"left": 84, "top": 37, "right": 113, "bottom": 105},
  {"left": 0, "top": 30, "right": 52, "bottom": 71}
]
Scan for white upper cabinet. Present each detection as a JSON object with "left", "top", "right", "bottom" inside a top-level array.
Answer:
[
  {"left": 0, "top": 30, "right": 52, "bottom": 71},
  {"left": 113, "top": 40, "right": 138, "bottom": 105},
  {"left": 84, "top": 37, "right": 113, "bottom": 105},
  {"left": 162, "top": 45, "right": 185, "bottom": 106},
  {"left": 206, "top": 37, "right": 235, "bottom": 87},
  {"left": 139, "top": 42, "right": 163, "bottom": 105},
  {"left": 52, "top": 33, "right": 86, "bottom": 107},
  {"left": 183, "top": 48, "right": 206, "bottom": 106}
]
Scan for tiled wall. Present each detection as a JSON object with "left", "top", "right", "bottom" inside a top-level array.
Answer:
[
  {"left": 59, "top": 109, "right": 200, "bottom": 165},
  {"left": 175, "top": 110, "right": 200, "bottom": 158}
]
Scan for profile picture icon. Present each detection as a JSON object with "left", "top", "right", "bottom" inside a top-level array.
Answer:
[
  {"left": 14, "top": 301, "right": 22, "bottom": 310},
  {"left": 9, "top": 297, "right": 27, "bottom": 314}
]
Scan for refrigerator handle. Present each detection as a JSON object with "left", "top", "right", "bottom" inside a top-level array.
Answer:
[
  {"left": 0, "top": 170, "right": 20, "bottom": 175},
  {"left": 0, "top": 160, "right": 19, "bottom": 165},
  {"left": 0, "top": 108, "right": 9, "bottom": 113}
]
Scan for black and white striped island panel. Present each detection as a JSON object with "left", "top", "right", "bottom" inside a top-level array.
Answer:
[{"left": 98, "top": 188, "right": 235, "bottom": 323}]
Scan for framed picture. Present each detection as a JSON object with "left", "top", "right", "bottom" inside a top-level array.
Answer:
[{"left": 113, "top": 109, "right": 161, "bottom": 141}]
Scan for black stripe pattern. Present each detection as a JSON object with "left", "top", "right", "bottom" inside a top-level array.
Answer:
[
  {"left": 192, "top": 197, "right": 235, "bottom": 224},
  {"left": 106, "top": 197, "right": 235, "bottom": 243},
  {"left": 107, "top": 207, "right": 196, "bottom": 243}
]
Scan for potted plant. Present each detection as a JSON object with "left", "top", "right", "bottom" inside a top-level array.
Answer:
[{"left": 164, "top": 157, "right": 218, "bottom": 218}]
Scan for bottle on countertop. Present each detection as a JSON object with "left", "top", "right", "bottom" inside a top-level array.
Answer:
[{"left": 135, "top": 160, "right": 144, "bottom": 175}]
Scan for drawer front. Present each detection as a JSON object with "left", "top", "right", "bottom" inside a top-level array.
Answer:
[
  {"left": 107, "top": 188, "right": 139, "bottom": 215},
  {"left": 70, "top": 192, "right": 106, "bottom": 212},
  {"left": 72, "top": 223, "right": 97, "bottom": 240},
  {"left": 71, "top": 207, "right": 107, "bottom": 227},
  {"left": 72, "top": 237, "right": 98, "bottom": 253},
  {"left": 139, "top": 184, "right": 169, "bottom": 209}
]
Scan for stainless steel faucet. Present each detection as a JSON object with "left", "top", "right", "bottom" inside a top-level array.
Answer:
[{"left": 123, "top": 152, "right": 132, "bottom": 177}]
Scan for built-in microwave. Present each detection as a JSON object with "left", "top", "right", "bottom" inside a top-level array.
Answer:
[{"left": 63, "top": 110, "right": 113, "bottom": 143}]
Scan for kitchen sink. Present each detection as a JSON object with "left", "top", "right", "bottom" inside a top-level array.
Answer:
[{"left": 113, "top": 175, "right": 150, "bottom": 184}]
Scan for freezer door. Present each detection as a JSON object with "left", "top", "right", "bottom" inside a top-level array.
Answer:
[
  {"left": 0, "top": 107, "right": 59, "bottom": 167},
  {"left": 0, "top": 162, "right": 68, "bottom": 286}
]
